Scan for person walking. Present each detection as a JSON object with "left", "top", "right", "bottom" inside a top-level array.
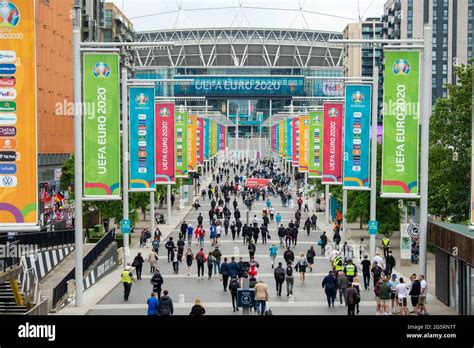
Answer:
[
  {"left": 268, "top": 244, "right": 278, "bottom": 268},
  {"left": 318, "top": 231, "right": 328, "bottom": 256},
  {"left": 310, "top": 214, "right": 317, "bottom": 231},
  {"left": 277, "top": 224, "right": 285, "bottom": 248},
  {"left": 285, "top": 262, "right": 294, "bottom": 297},
  {"left": 248, "top": 240, "right": 256, "bottom": 259},
  {"left": 379, "top": 277, "right": 392, "bottom": 315},
  {"left": 409, "top": 273, "right": 421, "bottom": 314},
  {"left": 322, "top": 270, "right": 338, "bottom": 307},
  {"left": 418, "top": 275, "right": 428, "bottom": 315},
  {"left": 159, "top": 290, "right": 174, "bottom": 316},
  {"left": 132, "top": 252, "right": 144, "bottom": 280},
  {"left": 207, "top": 252, "right": 216, "bottom": 280},
  {"left": 343, "top": 259, "right": 358, "bottom": 283},
  {"left": 195, "top": 248, "right": 207, "bottom": 278},
  {"left": 165, "top": 237, "right": 175, "bottom": 263},
  {"left": 361, "top": 255, "right": 371, "bottom": 290},
  {"left": 187, "top": 224, "right": 194, "bottom": 246},
  {"left": 344, "top": 282, "right": 360, "bottom": 316},
  {"left": 304, "top": 217, "right": 311, "bottom": 236},
  {"left": 220, "top": 257, "right": 230, "bottom": 291},
  {"left": 146, "top": 293, "right": 159, "bottom": 316},
  {"left": 371, "top": 261, "right": 383, "bottom": 288},
  {"left": 337, "top": 271, "right": 349, "bottom": 306},
  {"left": 275, "top": 212, "right": 282, "bottom": 227},
  {"left": 212, "top": 247, "right": 222, "bottom": 278},
  {"left": 185, "top": 248, "right": 194, "bottom": 276},
  {"left": 283, "top": 246, "right": 295, "bottom": 264},
  {"left": 148, "top": 249, "right": 158, "bottom": 274},
  {"left": 228, "top": 276, "right": 240, "bottom": 312},
  {"left": 274, "top": 262, "right": 285, "bottom": 297},
  {"left": 171, "top": 247, "right": 179, "bottom": 274},
  {"left": 385, "top": 251, "right": 396, "bottom": 275},
  {"left": 382, "top": 236, "right": 390, "bottom": 259},
  {"left": 189, "top": 299, "right": 206, "bottom": 316},
  {"left": 150, "top": 268, "right": 164, "bottom": 299},
  {"left": 198, "top": 227, "right": 205, "bottom": 248},
  {"left": 295, "top": 253, "right": 308, "bottom": 284},
  {"left": 254, "top": 280, "right": 269, "bottom": 315},
  {"left": 352, "top": 276, "right": 362, "bottom": 314},
  {"left": 396, "top": 277, "right": 409, "bottom": 315},
  {"left": 121, "top": 265, "right": 136, "bottom": 301},
  {"left": 306, "top": 246, "right": 316, "bottom": 272}
]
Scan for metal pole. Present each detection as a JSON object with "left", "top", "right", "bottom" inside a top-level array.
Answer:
[
  {"left": 72, "top": 0, "right": 83, "bottom": 307},
  {"left": 150, "top": 192, "right": 155, "bottom": 234},
  {"left": 167, "top": 185, "right": 172, "bottom": 225},
  {"left": 369, "top": 66, "right": 379, "bottom": 260},
  {"left": 122, "top": 67, "right": 130, "bottom": 267},
  {"left": 325, "top": 185, "right": 330, "bottom": 224},
  {"left": 342, "top": 189, "right": 347, "bottom": 241},
  {"left": 419, "top": 24, "right": 432, "bottom": 278}
]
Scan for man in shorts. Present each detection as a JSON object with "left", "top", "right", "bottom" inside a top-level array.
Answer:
[
  {"left": 379, "top": 276, "right": 392, "bottom": 315},
  {"left": 418, "top": 274, "right": 428, "bottom": 315},
  {"left": 409, "top": 273, "right": 421, "bottom": 314}
]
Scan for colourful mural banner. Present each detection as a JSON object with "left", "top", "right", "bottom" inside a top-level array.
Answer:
[
  {"left": 298, "top": 115, "right": 309, "bottom": 172},
  {"left": 219, "top": 124, "right": 225, "bottom": 151},
  {"left": 204, "top": 118, "right": 210, "bottom": 160},
  {"left": 187, "top": 114, "right": 197, "bottom": 172},
  {"left": 322, "top": 102, "right": 343, "bottom": 185},
  {"left": 155, "top": 103, "right": 175, "bottom": 184},
  {"left": 292, "top": 117, "right": 299, "bottom": 167},
  {"left": 286, "top": 118, "right": 292, "bottom": 162},
  {"left": 196, "top": 117, "right": 204, "bottom": 166},
  {"left": 0, "top": 0, "right": 38, "bottom": 225},
  {"left": 175, "top": 109, "right": 188, "bottom": 177},
  {"left": 275, "top": 122, "right": 280, "bottom": 154},
  {"left": 280, "top": 120, "right": 286, "bottom": 158},
  {"left": 308, "top": 111, "right": 323, "bottom": 178},
  {"left": 83, "top": 53, "right": 121, "bottom": 198},
  {"left": 382, "top": 51, "right": 420, "bottom": 198},
  {"left": 343, "top": 84, "right": 372, "bottom": 190},
  {"left": 129, "top": 87, "right": 155, "bottom": 191}
]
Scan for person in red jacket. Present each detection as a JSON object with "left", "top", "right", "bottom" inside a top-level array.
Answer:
[
  {"left": 195, "top": 248, "right": 207, "bottom": 278},
  {"left": 248, "top": 258, "right": 260, "bottom": 279}
]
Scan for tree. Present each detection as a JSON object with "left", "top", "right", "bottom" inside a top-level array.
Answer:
[
  {"left": 428, "top": 63, "right": 472, "bottom": 223},
  {"left": 60, "top": 155, "right": 75, "bottom": 195}
]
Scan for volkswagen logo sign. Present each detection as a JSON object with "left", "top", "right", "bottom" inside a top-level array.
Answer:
[{"left": 2, "top": 175, "right": 13, "bottom": 186}]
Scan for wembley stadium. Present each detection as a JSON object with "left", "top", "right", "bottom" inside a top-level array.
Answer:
[{"left": 134, "top": 27, "right": 345, "bottom": 138}]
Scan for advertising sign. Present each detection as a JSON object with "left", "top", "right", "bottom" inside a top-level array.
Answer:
[
  {"left": 275, "top": 122, "right": 280, "bottom": 154},
  {"left": 382, "top": 51, "right": 420, "bottom": 198},
  {"left": 298, "top": 115, "right": 309, "bottom": 172},
  {"left": 175, "top": 109, "right": 188, "bottom": 177},
  {"left": 155, "top": 103, "right": 175, "bottom": 184},
  {"left": 292, "top": 117, "right": 299, "bottom": 167},
  {"left": 322, "top": 102, "right": 343, "bottom": 185},
  {"left": 196, "top": 117, "right": 204, "bottom": 166},
  {"left": 83, "top": 53, "right": 121, "bottom": 199},
  {"left": 187, "top": 114, "right": 197, "bottom": 172},
  {"left": 280, "top": 120, "right": 286, "bottom": 158},
  {"left": 286, "top": 118, "right": 292, "bottom": 162},
  {"left": 343, "top": 84, "right": 372, "bottom": 190},
  {"left": 308, "top": 111, "right": 323, "bottom": 178},
  {"left": 204, "top": 118, "right": 210, "bottom": 160},
  {"left": 129, "top": 87, "right": 155, "bottom": 191},
  {"left": 0, "top": 0, "right": 38, "bottom": 226}
]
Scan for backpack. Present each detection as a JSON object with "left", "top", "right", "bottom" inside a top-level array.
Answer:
[
  {"left": 286, "top": 265, "right": 293, "bottom": 277},
  {"left": 373, "top": 266, "right": 382, "bottom": 277},
  {"left": 229, "top": 279, "right": 239, "bottom": 292},
  {"left": 196, "top": 253, "right": 204, "bottom": 263},
  {"left": 354, "top": 290, "right": 361, "bottom": 304}
]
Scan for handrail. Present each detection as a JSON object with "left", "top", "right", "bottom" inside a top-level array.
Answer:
[{"left": 0, "top": 241, "right": 21, "bottom": 272}]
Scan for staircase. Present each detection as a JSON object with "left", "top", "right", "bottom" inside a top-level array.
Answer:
[{"left": 0, "top": 280, "right": 29, "bottom": 315}]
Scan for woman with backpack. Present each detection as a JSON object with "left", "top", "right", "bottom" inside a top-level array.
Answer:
[
  {"left": 185, "top": 248, "right": 194, "bottom": 276},
  {"left": 306, "top": 246, "right": 316, "bottom": 272},
  {"left": 132, "top": 252, "right": 144, "bottom": 280},
  {"left": 228, "top": 276, "right": 240, "bottom": 312},
  {"left": 295, "top": 252, "right": 309, "bottom": 284},
  {"left": 148, "top": 249, "right": 159, "bottom": 274},
  {"left": 352, "top": 276, "right": 362, "bottom": 314}
]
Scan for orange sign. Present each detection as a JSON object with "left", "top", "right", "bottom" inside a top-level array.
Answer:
[
  {"left": 298, "top": 115, "right": 309, "bottom": 172},
  {"left": 0, "top": 0, "right": 38, "bottom": 226},
  {"left": 187, "top": 115, "right": 197, "bottom": 172}
]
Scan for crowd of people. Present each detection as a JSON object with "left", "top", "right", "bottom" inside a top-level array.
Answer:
[{"left": 118, "top": 157, "right": 428, "bottom": 316}]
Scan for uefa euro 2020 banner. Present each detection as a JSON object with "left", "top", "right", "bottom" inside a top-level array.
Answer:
[
  {"left": 187, "top": 114, "right": 197, "bottom": 172},
  {"left": 298, "top": 115, "right": 309, "bottom": 172},
  {"left": 203, "top": 118, "right": 210, "bottom": 160},
  {"left": 322, "top": 102, "right": 343, "bottom": 185},
  {"left": 382, "top": 51, "right": 420, "bottom": 198},
  {"left": 155, "top": 103, "right": 175, "bottom": 184},
  {"left": 129, "top": 87, "right": 155, "bottom": 192},
  {"left": 343, "top": 84, "right": 372, "bottom": 190},
  {"left": 83, "top": 53, "right": 121, "bottom": 199},
  {"left": 286, "top": 118, "right": 292, "bottom": 162},
  {"left": 308, "top": 111, "right": 323, "bottom": 178},
  {"left": 0, "top": 0, "right": 39, "bottom": 226},
  {"left": 292, "top": 117, "right": 299, "bottom": 167},
  {"left": 196, "top": 117, "right": 204, "bottom": 166},
  {"left": 175, "top": 108, "right": 188, "bottom": 177},
  {"left": 280, "top": 119, "right": 286, "bottom": 158}
]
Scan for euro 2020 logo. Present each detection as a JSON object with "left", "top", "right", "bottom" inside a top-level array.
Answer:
[
  {"left": 351, "top": 91, "right": 365, "bottom": 104},
  {"left": 393, "top": 59, "right": 411, "bottom": 75},
  {"left": 160, "top": 107, "right": 170, "bottom": 117},
  {"left": 93, "top": 62, "right": 111, "bottom": 78},
  {"left": 0, "top": 1, "right": 20, "bottom": 28},
  {"left": 328, "top": 107, "right": 339, "bottom": 118},
  {"left": 135, "top": 93, "right": 148, "bottom": 106}
]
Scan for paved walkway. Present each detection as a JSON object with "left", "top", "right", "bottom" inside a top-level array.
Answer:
[{"left": 59, "top": 158, "right": 455, "bottom": 316}]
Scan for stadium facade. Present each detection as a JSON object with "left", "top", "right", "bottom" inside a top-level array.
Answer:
[{"left": 134, "top": 28, "right": 345, "bottom": 137}]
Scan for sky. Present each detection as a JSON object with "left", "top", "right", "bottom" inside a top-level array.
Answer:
[{"left": 111, "top": 0, "right": 388, "bottom": 33}]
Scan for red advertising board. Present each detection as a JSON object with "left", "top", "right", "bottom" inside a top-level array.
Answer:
[
  {"left": 155, "top": 103, "right": 175, "bottom": 184},
  {"left": 322, "top": 102, "right": 343, "bottom": 185},
  {"left": 245, "top": 178, "right": 271, "bottom": 188}
]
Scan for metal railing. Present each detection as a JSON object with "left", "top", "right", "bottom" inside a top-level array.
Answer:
[
  {"left": 0, "top": 241, "right": 21, "bottom": 273},
  {"left": 52, "top": 228, "right": 115, "bottom": 309},
  {"left": 0, "top": 229, "right": 75, "bottom": 250}
]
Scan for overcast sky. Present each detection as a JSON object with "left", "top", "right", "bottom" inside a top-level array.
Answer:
[{"left": 111, "top": 0, "right": 388, "bottom": 33}]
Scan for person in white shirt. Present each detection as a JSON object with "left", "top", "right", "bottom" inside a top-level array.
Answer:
[
  {"left": 359, "top": 238, "right": 366, "bottom": 260},
  {"left": 330, "top": 249, "right": 340, "bottom": 263},
  {"left": 395, "top": 277, "right": 409, "bottom": 315},
  {"left": 373, "top": 252, "right": 385, "bottom": 270},
  {"left": 418, "top": 275, "right": 428, "bottom": 315},
  {"left": 389, "top": 274, "right": 400, "bottom": 313}
]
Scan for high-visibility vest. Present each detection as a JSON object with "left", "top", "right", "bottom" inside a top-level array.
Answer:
[
  {"left": 345, "top": 264, "right": 356, "bottom": 276},
  {"left": 382, "top": 238, "right": 390, "bottom": 247},
  {"left": 121, "top": 271, "right": 132, "bottom": 284},
  {"left": 333, "top": 257, "right": 344, "bottom": 271}
]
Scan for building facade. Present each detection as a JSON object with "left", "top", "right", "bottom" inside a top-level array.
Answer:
[
  {"left": 134, "top": 28, "right": 344, "bottom": 137},
  {"left": 382, "top": 0, "right": 474, "bottom": 102},
  {"left": 81, "top": 0, "right": 105, "bottom": 42}
]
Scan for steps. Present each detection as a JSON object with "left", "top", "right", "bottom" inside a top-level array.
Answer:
[{"left": 0, "top": 281, "right": 29, "bottom": 315}]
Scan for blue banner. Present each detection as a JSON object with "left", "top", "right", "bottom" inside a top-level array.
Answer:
[
  {"left": 286, "top": 118, "right": 292, "bottom": 162},
  {"left": 343, "top": 84, "right": 372, "bottom": 190},
  {"left": 129, "top": 87, "right": 156, "bottom": 191},
  {"left": 204, "top": 118, "right": 210, "bottom": 160},
  {"left": 174, "top": 76, "right": 304, "bottom": 96}
]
